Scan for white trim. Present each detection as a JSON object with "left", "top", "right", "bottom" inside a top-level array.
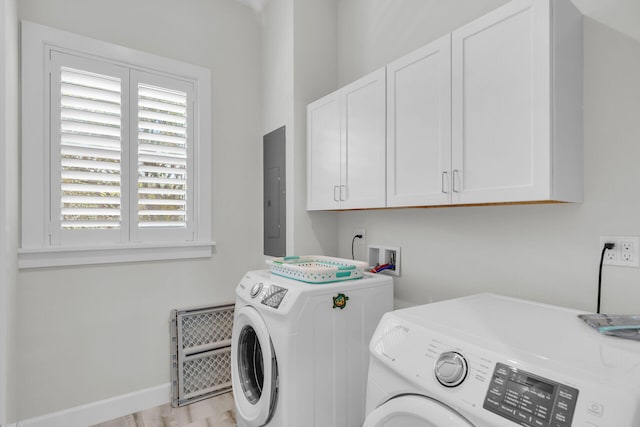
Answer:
[
  {"left": 0, "top": 18, "right": 7, "bottom": 427},
  {"left": 0, "top": 0, "right": 12, "bottom": 423},
  {"left": 21, "top": 21, "right": 213, "bottom": 263},
  {"left": 0, "top": 20, "right": 7, "bottom": 427},
  {"left": 16, "top": 383, "right": 171, "bottom": 427},
  {"left": 18, "top": 241, "right": 215, "bottom": 269}
]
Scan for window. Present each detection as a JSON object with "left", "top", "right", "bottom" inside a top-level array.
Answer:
[{"left": 20, "top": 22, "right": 213, "bottom": 268}]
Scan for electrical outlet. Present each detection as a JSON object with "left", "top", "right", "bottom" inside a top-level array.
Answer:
[
  {"left": 352, "top": 227, "right": 367, "bottom": 260},
  {"left": 600, "top": 236, "right": 640, "bottom": 267},
  {"left": 621, "top": 241, "right": 635, "bottom": 263},
  {"left": 604, "top": 247, "right": 616, "bottom": 262}
]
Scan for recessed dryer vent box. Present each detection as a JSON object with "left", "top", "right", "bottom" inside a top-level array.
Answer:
[{"left": 368, "top": 245, "right": 400, "bottom": 277}]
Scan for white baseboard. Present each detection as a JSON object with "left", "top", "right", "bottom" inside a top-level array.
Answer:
[{"left": 16, "top": 383, "right": 170, "bottom": 427}]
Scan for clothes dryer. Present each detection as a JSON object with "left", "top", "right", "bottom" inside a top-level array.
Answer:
[
  {"left": 232, "top": 270, "right": 393, "bottom": 427},
  {"left": 364, "top": 293, "right": 640, "bottom": 427}
]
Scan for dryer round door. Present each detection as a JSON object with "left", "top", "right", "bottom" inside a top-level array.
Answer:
[
  {"left": 231, "top": 306, "right": 278, "bottom": 427},
  {"left": 363, "top": 395, "right": 474, "bottom": 427}
]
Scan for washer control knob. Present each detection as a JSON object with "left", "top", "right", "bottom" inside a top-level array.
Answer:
[
  {"left": 435, "top": 351, "right": 468, "bottom": 387},
  {"left": 250, "top": 282, "right": 263, "bottom": 298}
]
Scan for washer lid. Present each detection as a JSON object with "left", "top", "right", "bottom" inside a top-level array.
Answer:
[
  {"left": 231, "top": 306, "right": 278, "bottom": 427},
  {"left": 364, "top": 395, "right": 474, "bottom": 427}
]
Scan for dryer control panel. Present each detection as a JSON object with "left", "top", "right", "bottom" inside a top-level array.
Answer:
[
  {"left": 260, "top": 284, "right": 288, "bottom": 309},
  {"left": 483, "top": 362, "right": 578, "bottom": 427}
]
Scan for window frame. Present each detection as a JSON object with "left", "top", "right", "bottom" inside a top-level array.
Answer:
[{"left": 20, "top": 21, "right": 213, "bottom": 269}]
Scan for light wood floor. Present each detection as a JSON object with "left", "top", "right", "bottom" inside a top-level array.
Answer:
[{"left": 91, "top": 392, "right": 236, "bottom": 427}]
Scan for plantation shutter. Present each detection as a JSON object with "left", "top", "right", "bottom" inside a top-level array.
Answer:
[
  {"left": 137, "top": 84, "right": 188, "bottom": 228},
  {"left": 59, "top": 66, "right": 123, "bottom": 230},
  {"left": 47, "top": 51, "right": 196, "bottom": 247},
  {"left": 132, "top": 71, "right": 194, "bottom": 242},
  {"left": 50, "top": 51, "right": 130, "bottom": 246}
]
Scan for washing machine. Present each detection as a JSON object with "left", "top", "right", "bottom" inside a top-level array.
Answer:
[
  {"left": 364, "top": 293, "right": 640, "bottom": 427},
  {"left": 231, "top": 269, "right": 393, "bottom": 427}
]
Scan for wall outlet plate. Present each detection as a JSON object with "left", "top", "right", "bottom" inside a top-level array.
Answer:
[{"left": 600, "top": 236, "right": 639, "bottom": 267}]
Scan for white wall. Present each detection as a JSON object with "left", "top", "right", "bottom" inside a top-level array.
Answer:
[
  {"left": 11, "top": 0, "right": 640, "bottom": 421},
  {"left": 292, "top": 0, "right": 340, "bottom": 255},
  {"left": 334, "top": 1, "right": 640, "bottom": 313},
  {"left": 574, "top": 0, "right": 640, "bottom": 41},
  {"left": 261, "top": 0, "right": 339, "bottom": 256},
  {"left": 261, "top": 0, "right": 295, "bottom": 253},
  {"left": 16, "top": 0, "right": 263, "bottom": 420},
  {"left": 0, "top": 0, "right": 19, "bottom": 423},
  {"left": 336, "top": 0, "right": 508, "bottom": 86}
]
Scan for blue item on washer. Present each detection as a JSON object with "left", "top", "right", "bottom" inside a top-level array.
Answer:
[{"left": 266, "top": 255, "right": 367, "bottom": 283}]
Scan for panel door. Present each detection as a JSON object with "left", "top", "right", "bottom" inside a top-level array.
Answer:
[
  {"left": 341, "top": 67, "right": 387, "bottom": 209},
  {"left": 307, "top": 91, "right": 341, "bottom": 210},
  {"left": 387, "top": 34, "right": 452, "bottom": 207},
  {"left": 263, "top": 126, "right": 286, "bottom": 256},
  {"left": 451, "top": 0, "right": 551, "bottom": 204}
]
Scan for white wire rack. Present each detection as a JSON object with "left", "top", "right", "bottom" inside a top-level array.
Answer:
[{"left": 170, "top": 303, "right": 235, "bottom": 407}]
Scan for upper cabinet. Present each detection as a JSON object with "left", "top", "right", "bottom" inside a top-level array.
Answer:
[
  {"left": 307, "top": 68, "right": 386, "bottom": 210},
  {"left": 450, "top": 0, "right": 583, "bottom": 205},
  {"left": 307, "top": 91, "right": 341, "bottom": 210},
  {"left": 387, "top": 34, "right": 452, "bottom": 207},
  {"left": 308, "top": 0, "right": 582, "bottom": 211}
]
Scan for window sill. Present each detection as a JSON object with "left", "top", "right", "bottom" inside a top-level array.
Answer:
[{"left": 18, "top": 241, "right": 215, "bottom": 269}]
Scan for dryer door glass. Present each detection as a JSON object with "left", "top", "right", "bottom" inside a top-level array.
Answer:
[
  {"left": 364, "top": 395, "right": 473, "bottom": 427},
  {"left": 231, "top": 306, "right": 277, "bottom": 427},
  {"left": 237, "top": 325, "right": 264, "bottom": 403}
]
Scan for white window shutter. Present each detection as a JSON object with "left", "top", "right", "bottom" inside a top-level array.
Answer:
[
  {"left": 49, "top": 51, "right": 130, "bottom": 246},
  {"left": 131, "top": 71, "right": 194, "bottom": 242},
  {"left": 59, "top": 66, "right": 123, "bottom": 229},
  {"left": 137, "top": 84, "right": 188, "bottom": 228}
]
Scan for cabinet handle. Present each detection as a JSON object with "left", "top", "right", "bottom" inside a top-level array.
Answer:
[
  {"left": 441, "top": 171, "right": 449, "bottom": 194},
  {"left": 340, "top": 185, "right": 346, "bottom": 201},
  {"left": 452, "top": 169, "right": 461, "bottom": 193},
  {"left": 334, "top": 186, "right": 340, "bottom": 202}
]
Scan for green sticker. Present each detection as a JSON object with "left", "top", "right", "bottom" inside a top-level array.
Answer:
[{"left": 333, "top": 293, "right": 349, "bottom": 310}]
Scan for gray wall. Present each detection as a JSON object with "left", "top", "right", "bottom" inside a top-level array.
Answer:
[
  {"left": 16, "top": 0, "right": 263, "bottom": 420},
  {"left": 334, "top": 0, "right": 640, "bottom": 313},
  {"left": 0, "top": 0, "right": 18, "bottom": 423}
]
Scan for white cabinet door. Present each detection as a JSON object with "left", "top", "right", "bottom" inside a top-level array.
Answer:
[
  {"left": 307, "top": 68, "right": 386, "bottom": 211},
  {"left": 307, "top": 91, "right": 341, "bottom": 210},
  {"left": 341, "top": 68, "right": 387, "bottom": 209},
  {"left": 451, "top": 0, "right": 552, "bottom": 204},
  {"left": 387, "top": 35, "right": 452, "bottom": 207}
]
